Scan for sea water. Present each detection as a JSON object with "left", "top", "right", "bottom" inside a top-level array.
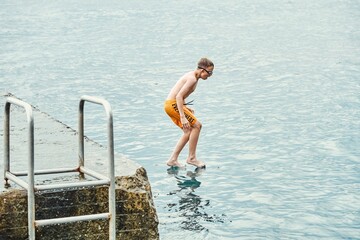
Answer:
[{"left": 0, "top": 0, "right": 359, "bottom": 239}]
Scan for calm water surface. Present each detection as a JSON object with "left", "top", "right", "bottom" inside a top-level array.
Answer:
[{"left": 1, "top": 0, "right": 359, "bottom": 239}]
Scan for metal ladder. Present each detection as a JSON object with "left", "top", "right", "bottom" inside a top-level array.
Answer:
[{"left": 3, "top": 95, "right": 116, "bottom": 240}]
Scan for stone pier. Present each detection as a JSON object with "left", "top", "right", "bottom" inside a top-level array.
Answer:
[{"left": 0, "top": 94, "right": 159, "bottom": 239}]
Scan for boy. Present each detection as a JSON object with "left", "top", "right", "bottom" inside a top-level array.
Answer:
[{"left": 164, "top": 58, "right": 214, "bottom": 168}]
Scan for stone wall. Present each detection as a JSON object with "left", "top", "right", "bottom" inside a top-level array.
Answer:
[{"left": 0, "top": 167, "right": 159, "bottom": 240}]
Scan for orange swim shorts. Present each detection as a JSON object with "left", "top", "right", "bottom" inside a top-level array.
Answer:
[{"left": 164, "top": 99, "right": 197, "bottom": 128}]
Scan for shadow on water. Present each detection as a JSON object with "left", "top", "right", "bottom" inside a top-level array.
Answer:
[{"left": 166, "top": 166, "right": 226, "bottom": 233}]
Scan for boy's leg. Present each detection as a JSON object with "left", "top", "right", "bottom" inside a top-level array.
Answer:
[
  {"left": 167, "top": 130, "right": 191, "bottom": 167},
  {"left": 186, "top": 121, "right": 205, "bottom": 167}
]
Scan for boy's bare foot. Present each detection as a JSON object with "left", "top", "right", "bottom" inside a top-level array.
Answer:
[
  {"left": 186, "top": 158, "right": 205, "bottom": 168},
  {"left": 166, "top": 160, "right": 184, "bottom": 168}
]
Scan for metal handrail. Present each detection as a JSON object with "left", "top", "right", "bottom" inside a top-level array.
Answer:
[
  {"left": 4, "top": 97, "right": 36, "bottom": 239},
  {"left": 79, "top": 95, "right": 116, "bottom": 240},
  {"left": 3, "top": 96, "right": 116, "bottom": 240}
]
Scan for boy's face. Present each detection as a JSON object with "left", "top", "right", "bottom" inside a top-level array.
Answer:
[{"left": 199, "top": 66, "right": 214, "bottom": 80}]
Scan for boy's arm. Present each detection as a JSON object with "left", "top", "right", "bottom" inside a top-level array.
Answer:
[{"left": 176, "top": 78, "right": 196, "bottom": 130}]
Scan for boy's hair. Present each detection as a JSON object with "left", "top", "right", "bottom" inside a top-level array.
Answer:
[{"left": 197, "top": 57, "right": 214, "bottom": 68}]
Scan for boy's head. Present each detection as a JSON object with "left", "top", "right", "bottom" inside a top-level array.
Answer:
[
  {"left": 197, "top": 57, "right": 214, "bottom": 79},
  {"left": 197, "top": 57, "right": 214, "bottom": 68}
]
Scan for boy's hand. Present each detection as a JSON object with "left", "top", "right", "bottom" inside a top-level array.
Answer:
[{"left": 181, "top": 116, "right": 190, "bottom": 130}]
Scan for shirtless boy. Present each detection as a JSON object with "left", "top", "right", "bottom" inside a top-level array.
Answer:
[{"left": 164, "top": 58, "right": 214, "bottom": 168}]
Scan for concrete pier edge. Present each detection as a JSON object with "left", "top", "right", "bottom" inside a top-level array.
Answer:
[{"left": 0, "top": 93, "right": 159, "bottom": 239}]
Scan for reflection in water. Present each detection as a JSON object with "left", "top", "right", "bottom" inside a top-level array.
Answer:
[{"left": 166, "top": 167, "right": 225, "bottom": 232}]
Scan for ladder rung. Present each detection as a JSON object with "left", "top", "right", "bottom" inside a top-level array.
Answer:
[
  {"left": 80, "top": 166, "right": 109, "bottom": 181},
  {"left": 12, "top": 167, "right": 78, "bottom": 176},
  {"left": 35, "top": 213, "right": 110, "bottom": 226},
  {"left": 35, "top": 179, "right": 109, "bottom": 191},
  {"left": 5, "top": 172, "right": 29, "bottom": 189}
]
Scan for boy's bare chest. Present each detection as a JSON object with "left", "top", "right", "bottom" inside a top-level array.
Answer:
[
  {"left": 190, "top": 81, "right": 198, "bottom": 93},
  {"left": 184, "top": 82, "right": 197, "bottom": 99}
]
